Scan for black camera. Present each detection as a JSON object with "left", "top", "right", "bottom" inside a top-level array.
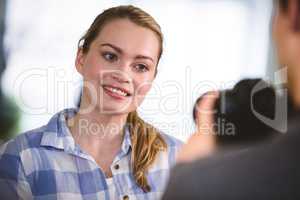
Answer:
[{"left": 193, "top": 78, "right": 278, "bottom": 146}]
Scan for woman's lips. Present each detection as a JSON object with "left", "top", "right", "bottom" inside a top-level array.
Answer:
[
  {"left": 102, "top": 84, "right": 131, "bottom": 95},
  {"left": 102, "top": 85, "right": 130, "bottom": 100}
]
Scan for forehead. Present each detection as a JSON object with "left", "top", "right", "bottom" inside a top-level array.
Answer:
[{"left": 93, "top": 19, "right": 160, "bottom": 59}]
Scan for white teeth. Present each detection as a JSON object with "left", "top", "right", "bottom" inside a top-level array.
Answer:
[{"left": 104, "top": 86, "right": 128, "bottom": 97}]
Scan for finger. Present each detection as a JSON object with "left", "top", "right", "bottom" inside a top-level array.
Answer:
[{"left": 195, "top": 91, "right": 219, "bottom": 133}]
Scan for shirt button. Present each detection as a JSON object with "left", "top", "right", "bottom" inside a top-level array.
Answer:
[
  {"left": 123, "top": 195, "right": 129, "bottom": 200},
  {"left": 114, "top": 164, "right": 120, "bottom": 170}
]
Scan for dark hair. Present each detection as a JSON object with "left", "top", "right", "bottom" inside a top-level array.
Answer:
[
  {"left": 278, "top": 0, "right": 300, "bottom": 12},
  {"left": 277, "top": 0, "right": 300, "bottom": 30},
  {"left": 278, "top": 0, "right": 289, "bottom": 11}
]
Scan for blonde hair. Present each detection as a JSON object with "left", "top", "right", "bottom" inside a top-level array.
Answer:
[{"left": 78, "top": 5, "right": 167, "bottom": 192}]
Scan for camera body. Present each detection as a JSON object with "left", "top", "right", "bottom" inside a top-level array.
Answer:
[{"left": 193, "top": 79, "right": 277, "bottom": 146}]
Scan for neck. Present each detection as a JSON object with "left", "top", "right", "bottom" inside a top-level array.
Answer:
[{"left": 68, "top": 100, "right": 128, "bottom": 144}]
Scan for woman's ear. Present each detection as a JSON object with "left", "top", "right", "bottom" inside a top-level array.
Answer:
[{"left": 75, "top": 48, "right": 85, "bottom": 75}]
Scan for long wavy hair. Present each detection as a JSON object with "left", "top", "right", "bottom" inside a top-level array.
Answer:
[{"left": 78, "top": 5, "right": 167, "bottom": 192}]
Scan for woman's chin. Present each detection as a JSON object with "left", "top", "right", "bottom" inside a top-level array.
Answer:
[{"left": 94, "top": 105, "right": 132, "bottom": 115}]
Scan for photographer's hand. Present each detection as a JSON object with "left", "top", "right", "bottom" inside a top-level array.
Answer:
[{"left": 177, "top": 91, "right": 219, "bottom": 163}]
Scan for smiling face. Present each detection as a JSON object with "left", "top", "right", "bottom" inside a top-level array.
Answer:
[{"left": 76, "top": 19, "right": 160, "bottom": 115}]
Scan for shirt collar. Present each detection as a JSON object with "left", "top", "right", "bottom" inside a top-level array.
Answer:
[
  {"left": 41, "top": 108, "right": 132, "bottom": 156},
  {"left": 40, "top": 108, "right": 78, "bottom": 152},
  {"left": 120, "top": 124, "right": 132, "bottom": 155}
]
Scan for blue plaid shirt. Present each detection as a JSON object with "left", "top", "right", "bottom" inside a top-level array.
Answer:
[{"left": 0, "top": 108, "right": 183, "bottom": 200}]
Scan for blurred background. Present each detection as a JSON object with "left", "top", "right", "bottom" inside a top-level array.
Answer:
[{"left": 0, "top": 0, "right": 275, "bottom": 142}]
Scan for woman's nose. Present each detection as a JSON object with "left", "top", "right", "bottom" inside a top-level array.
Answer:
[
  {"left": 111, "top": 72, "right": 132, "bottom": 84},
  {"left": 112, "top": 61, "right": 133, "bottom": 83}
]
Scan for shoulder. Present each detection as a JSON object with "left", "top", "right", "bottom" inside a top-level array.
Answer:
[
  {"left": 160, "top": 131, "right": 184, "bottom": 149},
  {"left": 147, "top": 131, "right": 183, "bottom": 180},
  {"left": 163, "top": 130, "right": 300, "bottom": 199},
  {"left": 156, "top": 131, "right": 184, "bottom": 167},
  {"left": 0, "top": 126, "right": 46, "bottom": 184},
  {"left": 160, "top": 131, "right": 183, "bottom": 158},
  {"left": 0, "top": 126, "right": 46, "bottom": 158},
  {"left": 0, "top": 107, "right": 77, "bottom": 157}
]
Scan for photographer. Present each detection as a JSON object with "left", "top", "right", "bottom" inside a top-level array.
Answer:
[
  {"left": 179, "top": 79, "right": 281, "bottom": 161},
  {"left": 163, "top": 0, "right": 300, "bottom": 199}
]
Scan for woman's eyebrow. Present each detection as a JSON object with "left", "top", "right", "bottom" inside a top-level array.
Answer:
[
  {"left": 135, "top": 55, "right": 154, "bottom": 63},
  {"left": 100, "top": 43, "right": 154, "bottom": 63},
  {"left": 100, "top": 43, "right": 123, "bottom": 54}
]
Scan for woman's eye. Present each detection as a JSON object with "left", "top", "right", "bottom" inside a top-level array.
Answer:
[
  {"left": 135, "top": 64, "right": 149, "bottom": 72},
  {"left": 102, "top": 52, "right": 118, "bottom": 62}
]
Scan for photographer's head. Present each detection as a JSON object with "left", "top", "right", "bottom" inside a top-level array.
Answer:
[
  {"left": 273, "top": 0, "right": 300, "bottom": 66},
  {"left": 273, "top": 0, "right": 300, "bottom": 106}
]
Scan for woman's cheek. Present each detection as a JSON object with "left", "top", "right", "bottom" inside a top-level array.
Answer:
[
  {"left": 133, "top": 82, "right": 152, "bottom": 106},
  {"left": 85, "top": 58, "right": 107, "bottom": 78},
  {"left": 137, "top": 80, "right": 152, "bottom": 95}
]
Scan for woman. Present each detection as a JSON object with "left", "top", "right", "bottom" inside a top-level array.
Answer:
[{"left": 0, "top": 5, "right": 182, "bottom": 200}]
